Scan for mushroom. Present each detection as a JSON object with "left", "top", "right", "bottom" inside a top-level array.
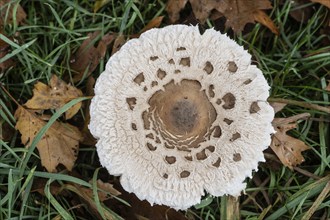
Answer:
[{"left": 89, "top": 25, "right": 275, "bottom": 210}]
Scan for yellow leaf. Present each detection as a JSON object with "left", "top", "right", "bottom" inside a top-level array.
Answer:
[
  {"left": 15, "top": 107, "right": 82, "bottom": 172},
  {"left": 270, "top": 114, "right": 310, "bottom": 169},
  {"left": 25, "top": 75, "right": 83, "bottom": 119}
]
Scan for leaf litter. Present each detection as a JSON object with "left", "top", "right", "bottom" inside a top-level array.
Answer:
[
  {"left": 70, "top": 31, "right": 115, "bottom": 83},
  {"left": 270, "top": 113, "right": 311, "bottom": 169},
  {"left": 166, "top": 0, "right": 279, "bottom": 34},
  {"left": 25, "top": 75, "right": 83, "bottom": 120},
  {"left": 15, "top": 106, "right": 82, "bottom": 172}
]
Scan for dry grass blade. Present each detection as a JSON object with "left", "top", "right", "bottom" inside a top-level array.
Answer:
[{"left": 301, "top": 176, "right": 330, "bottom": 220}]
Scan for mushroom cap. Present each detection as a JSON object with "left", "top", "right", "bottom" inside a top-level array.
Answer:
[{"left": 89, "top": 25, "right": 275, "bottom": 210}]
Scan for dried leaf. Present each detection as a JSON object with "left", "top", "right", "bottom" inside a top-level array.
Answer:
[
  {"left": 290, "top": 0, "right": 313, "bottom": 23},
  {"left": 90, "top": 179, "right": 121, "bottom": 200},
  {"left": 93, "top": 0, "right": 110, "bottom": 13},
  {"left": 132, "top": 16, "right": 164, "bottom": 38},
  {"left": 15, "top": 107, "right": 82, "bottom": 172},
  {"left": 216, "top": 0, "right": 273, "bottom": 33},
  {"left": 25, "top": 75, "right": 83, "bottom": 120},
  {"left": 166, "top": 0, "right": 188, "bottom": 23},
  {"left": 270, "top": 114, "right": 311, "bottom": 169},
  {"left": 0, "top": 0, "right": 26, "bottom": 27},
  {"left": 70, "top": 32, "right": 115, "bottom": 82},
  {"left": 254, "top": 10, "right": 279, "bottom": 35},
  {"left": 166, "top": 0, "right": 277, "bottom": 33},
  {"left": 311, "top": 0, "right": 330, "bottom": 9},
  {"left": 111, "top": 34, "right": 126, "bottom": 55},
  {"left": 65, "top": 184, "right": 116, "bottom": 220},
  {"left": 76, "top": 180, "right": 120, "bottom": 202},
  {"left": 269, "top": 102, "right": 287, "bottom": 113},
  {"left": 0, "top": 37, "right": 15, "bottom": 71},
  {"left": 32, "top": 179, "right": 67, "bottom": 196}
]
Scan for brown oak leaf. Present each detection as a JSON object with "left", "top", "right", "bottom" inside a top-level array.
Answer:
[
  {"left": 25, "top": 75, "right": 83, "bottom": 120},
  {"left": 15, "top": 107, "right": 82, "bottom": 172},
  {"left": 271, "top": 113, "right": 310, "bottom": 169}
]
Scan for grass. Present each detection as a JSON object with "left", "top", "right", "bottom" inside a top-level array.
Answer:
[{"left": 1, "top": 0, "right": 329, "bottom": 219}]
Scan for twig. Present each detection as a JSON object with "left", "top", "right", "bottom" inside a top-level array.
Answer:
[
  {"left": 0, "top": 83, "right": 21, "bottom": 107},
  {"left": 268, "top": 98, "right": 330, "bottom": 114}
]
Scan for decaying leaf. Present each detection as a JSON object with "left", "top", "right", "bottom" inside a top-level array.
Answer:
[
  {"left": 131, "top": 16, "right": 164, "bottom": 38},
  {"left": 0, "top": 37, "right": 15, "bottom": 72},
  {"left": 290, "top": 0, "right": 313, "bottom": 24},
  {"left": 90, "top": 179, "right": 121, "bottom": 200},
  {"left": 254, "top": 10, "right": 279, "bottom": 35},
  {"left": 269, "top": 102, "right": 287, "bottom": 113},
  {"left": 0, "top": 0, "right": 26, "bottom": 27},
  {"left": 25, "top": 75, "right": 83, "bottom": 120},
  {"left": 271, "top": 113, "right": 311, "bottom": 169},
  {"left": 166, "top": 0, "right": 278, "bottom": 33},
  {"left": 15, "top": 106, "right": 82, "bottom": 172},
  {"left": 65, "top": 183, "right": 117, "bottom": 220},
  {"left": 216, "top": 0, "right": 274, "bottom": 33},
  {"left": 111, "top": 34, "right": 126, "bottom": 55},
  {"left": 70, "top": 31, "right": 115, "bottom": 82},
  {"left": 166, "top": 0, "right": 188, "bottom": 23},
  {"left": 311, "top": 0, "right": 330, "bottom": 9}
]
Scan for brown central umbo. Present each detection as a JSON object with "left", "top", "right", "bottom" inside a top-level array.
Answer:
[
  {"left": 170, "top": 99, "right": 198, "bottom": 133},
  {"left": 146, "top": 79, "right": 217, "bottom": 148}
]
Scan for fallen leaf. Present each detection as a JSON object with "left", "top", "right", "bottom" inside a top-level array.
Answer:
[
  {"left": 216, "top": 0, "right": 273, "bottom": 33},
  {"left": 90, "top": 179, "right": 121, "bottom": 201},
  {"left": 131, "top": 16, "right": 164, "bottom": 38},
  {"left": 269, "top": 102, "right": 287, "bottom": 113},
  {"left": 311, "top": 0, "right": 330, "bottom": 9},
  {"left": 32, "top": 178, "right": 67, "bottom": 196},
  {"left": 15, "top": 107, "right": 82, "bottom": 172},
  {"left": 254, "top": 10, "right": 279, "bottom": 35},
  {"left": 166, "top": 0, "right": 188, "bottom": 23},
  {"left": 290, "top": 0, "right": 313, "bottom": 23},
  {"left": 111, "top": 34, "right": 126, "bottom": 55},
  {"left": 0, "top": 37, "right": 15, "bottom": 72},
  {"left": 64, "top": 183, "right": 117, "bottom": 220},
  {"left": 25, "top": 75, "right": 83, "bottom": 120},
  {"left": 270, "top": 113, "right": 311, "bottom": 169},
  {"left": 70, "top": 32, "right": 115, "bottom": 82},
  {"left": 166, "top": 0, "right": 277, "bottom": 33},
  {"left": 0, "top": 0, "right": 26, "bottom": 27},
  {"left": 93, "top": 0, "right": 110, "bottom": 13}
]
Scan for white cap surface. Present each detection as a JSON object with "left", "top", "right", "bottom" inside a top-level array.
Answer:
[{"left": 89, "top": 25, "right": 274, "bottom": 210}]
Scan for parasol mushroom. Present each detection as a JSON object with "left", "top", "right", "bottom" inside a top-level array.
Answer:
[{"left": 89, "top": 25, "right": 275, "bottom": 210}]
